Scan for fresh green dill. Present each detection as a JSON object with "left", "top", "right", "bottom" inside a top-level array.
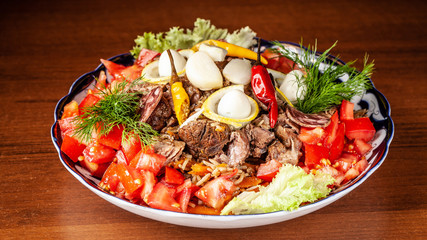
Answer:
[
  {"left": 271, "top": 41, "right": 374, "bottom": 114},
  {"left": 72, "top": 79, "right": 158, "bottom": 146}
]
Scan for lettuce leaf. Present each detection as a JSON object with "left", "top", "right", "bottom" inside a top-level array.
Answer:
[
  {"left": 130, "top": 18, "right": 257, "bottom": 58},
  {"left": 220, "top": 165, "right": 334, "bottom": 215}
]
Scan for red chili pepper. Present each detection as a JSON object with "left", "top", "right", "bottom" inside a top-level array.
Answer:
[{"left": 251, "top": 40, "right": 278, "bottom": 128}]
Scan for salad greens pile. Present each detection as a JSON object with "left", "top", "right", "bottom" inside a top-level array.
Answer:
[
  {"left": 221, "top": 165, "right": 334, "bottom": 215},
  {"left": 130, "top": 18, "right": 257, "bottom": 57}
]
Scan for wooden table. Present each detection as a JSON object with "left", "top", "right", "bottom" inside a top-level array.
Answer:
[{"left": 1, "top": 0, "right": 426, "bottom": 239}]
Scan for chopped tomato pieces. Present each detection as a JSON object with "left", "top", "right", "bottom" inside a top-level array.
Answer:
[
  {"left": 78, "top": 94, "right": 100, "bottom": 115},
  {"left": 165, "top": 167, "right": 185, "bottom": 185},
  {"left": 147, "top": 182, "right": 181, "bottom": 212},
  {"left": 130, "top": 149, "right": 167, "bottom": 175},
  {"left": 116, "top": 164, "right": 143, "bottom": 194},
  {"left": 100, "top": 162, "right": 120, "bottom": 192},
  {"left": 299, "top": 127, "right": 326, "bottom": 145},
  {"left": 256, "top": 159, "right": 282, "bottom": 182},
  {"left": 61, "top": 100, "right": 79, "bottom": 119},
  {"left": 304, "top": 143, "right": 329, "bottom": 168},
  {"left": 328, "top": 123, "right": 346, "bottom": 161},
  {"left": 354, "top": 139, "right": 372, "bottom": 155},
  {"left": 344, "top": 117, "right": 376, "bottom": 142},
  {"left": 121, "top": 134, "right": 142, "bottom": 164},
  {"left": 195, "top": 177, "right": 236, "bottom": 209},
  {"left": 340, "top": 99, "right": 354, "bottom": 120},
  {"left": 136, "top": 49, "right": 159, "bottom": 67},
  {"left": 83, "top": 141, "right": 116, "bottom": 164},
  {"left": 98, "top": 124, "right": 124, "bottom": 150},
  {"left": 61, "top": 134, "right": 86, "bottom": 162}
]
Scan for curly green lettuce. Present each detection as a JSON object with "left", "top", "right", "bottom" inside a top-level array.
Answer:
[
  {"left": 221, "top": 165, "right": 334, "bottom": 215},
  {"left": 130, "top": 18, "right": 257, "bottom": 58}
]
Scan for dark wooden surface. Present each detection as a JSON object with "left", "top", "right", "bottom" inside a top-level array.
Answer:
[{"left": 1, "top": 0, "right": 426, "bottom": 239}]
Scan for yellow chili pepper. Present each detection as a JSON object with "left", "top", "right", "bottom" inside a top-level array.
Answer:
[
  {"left": 191, "top": 39, "right": 268, "bottom": 65},
  {"left": 171, "top": 81, "right": 190, "bottom": 125},
  {"left": 167, "top": 50, "right": 190, "bottom": 125}
]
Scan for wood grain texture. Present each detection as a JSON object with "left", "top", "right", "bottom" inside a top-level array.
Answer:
[{"left": 1, "top": 0, "right": 426, "bottom": 239}]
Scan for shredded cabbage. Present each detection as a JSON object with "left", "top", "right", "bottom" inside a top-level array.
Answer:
[{"left": 220, "top": 164, "right": 334, "bottom": 215}]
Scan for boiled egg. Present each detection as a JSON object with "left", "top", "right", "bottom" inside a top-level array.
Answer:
[
  {"left": 279, "top": 70, "right": 306, "bottom": 103},
  {"left": 217, "top": 89, "right": 251, "bottom": 119},
  {"left": 158, "top": 49, "right": 186, "bottom": 77}
]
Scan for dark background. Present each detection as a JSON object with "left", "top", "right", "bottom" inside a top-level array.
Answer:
[{"left": 1, "top": 0, "right": 426, "bottom": 239}]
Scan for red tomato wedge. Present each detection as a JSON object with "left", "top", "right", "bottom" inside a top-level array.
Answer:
[
  {"left": 61, "top": 100, "right": 79, "bottom": 119},
  {"left": 80, "top": 158, "right": 110, "bottom": 178},
  {"left": 100, "top": 59, "right": 142, "bottom": 82},
  {"left": 304, "top": 143, "right": 329, "bottom": 168},
  {"left": 130, "top": 149, "right": 167, "bottom": 176},
  {"left": 354, "top": 139, "right": 372, "bottom": 156},
  {"left": 256, "top": 159, "right": 282, "bottom": 182},
  {"left": 261, "top": 48, "right": 299, "bottom": 74},
  {"left": 100, "top": 162, "right": 120, "bottom": 192},
  {"left": 195, "top": 177, "right": 236, "bottom": 209},
  {"left": 136, "top": 49, "right": 159, "bottom": 67},
  {"left": 299, "top": 127, "right": 326, "bottom": 145},
  {"left": 121, "top": 134, "right": 142, "bottom": 163},
  {"left": 324, "top": 111, "right": 339, "bottom": 148},
  {"left": 340, "top": 99, "right": 354, "bottom": 121},
  {"left": 329, "top": 123, "right": 346, "bottom": 161},
  {"left": 61, "top": 134, "right": 86, "bottom": 162},
  {"left": 147, "top": 182, "right": 181, "bottom": 212},
  {"left": 165, "top": 167, "right": 185, "bottom": 185},
  {"left": 78, "top": 94, "right": 100, "bottom": 115},
  {"left": 344, "top": 117, "right": 376, "bottom": 142},
  {"left": 139, "top": 170, "right": 157, "bottom": 203},
  {"left": 116, "top": 164, "right": 143, "bottom": 194},
  {"left": 82, "top": 141, "right": 116, "bottom": 164},
  {"left": 98, "top": 124, "right": 124, "bottom": 150}
]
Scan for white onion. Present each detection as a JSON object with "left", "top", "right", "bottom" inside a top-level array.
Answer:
[
  {"left": 198, "top": 43, "right": 227, "bottom": 62},
  {"left": 223, "top": 59, "right": 252, "bottom": 85},
  {"left": 158, "top": 49, "right": 186, "bottom": 77},
  {"left": 217, "top": 89, "right": 251, "bottom": 119},
  {"left": 186, "top": 51, "right": 223, "bottom": 90},
  {"left": 279, "top": 70, "right": 306, "bottom": 103}
]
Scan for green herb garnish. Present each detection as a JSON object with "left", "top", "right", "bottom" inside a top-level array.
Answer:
[
  {"left": 272, "top": 41, "right": 374, "bottom": 114},
  {"left": 72, "top": 79, "right": 158, "bottom": 146}
]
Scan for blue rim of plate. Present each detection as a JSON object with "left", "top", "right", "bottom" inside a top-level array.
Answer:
[{"left": 51, "top": 40, "right": 394, "bottom": 220}]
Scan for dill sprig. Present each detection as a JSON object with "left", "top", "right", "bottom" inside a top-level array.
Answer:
[
  {"left": 271, "top": 41, "right": 374, "bottom": 114},
  {"left": 72, "top": 79, "right": 158, "bottom": 146}
]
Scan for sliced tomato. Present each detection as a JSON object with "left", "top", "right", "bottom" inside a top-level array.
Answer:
[
  {"left": 146, "top": 182, "right": 181, "bottom": 212},
  {"left": 61, "top": 134, "right": 86, "bottom": 162},
  {"left": 100, "top": 59, "right": 127, "bottom": 80},
  {"left": 344, "top": 168, "right": 360, "bottom": 181},
  {"left": 61, "top": 100, "right": 79, "bottom": 119},
  {"left": 354, "top": 139, "right": 372, "bottom": 156},
  {"left": 262, "top": 48, "right": 299, "bottom": 74},
  {"left": 329, "top": 123, "right": 346, "bottom": 161},
  {"left": 98, "top": 124, "right": 124, "bottom": 150},
  {"left": 340, "top": 99, "right": 354, "bottom": 121},
  {"left": 80, "top": 157, "right": 110, "bottom": 178},
  {"left": 130, "top": 149, "right": 167, "bottom": 176},
  {"left": 140, "top": 170, "right": 157, "bottom": 203},
  {"left": 120, "top": 64, "right": 143, "bottom": 81},
  {"left": 195, "top": 177, "right": 236, "bottom": 209},
  {"left": 115, "top": 150, "right": 128, "bottom": 165},
  {"left": 58, "top": 117, "right": 77, "bottom": 135},
  {"left": 323, "top": 111, "right": 339, "bottom": 148},
  {"left": 121, "top": 133, "right": 142, "bottom": 163},
  {"left": 304, "top": 143, "right": 329, "bottom": 169},
  {"left": 165, "top": 167, "right": 185, "bottom": 185},
  {"left": 82, "top": 141, "right": 116, "bottom": 164},
  {"left": 344, "top": 117, "right": 376, "bottom": 142},
  {"left": 136, "top": 49, "right": 159, "bottom": 67},
  {"left": 355, "top": 158, "right": 369, "bottom": 173},
  {"left": 334, "top": 157, "right": 354, "bottom": 173},
  {"left": 116, "top": 163, "right": 143, "bottom": 194},
  {"left": 299, "top": 127, "right": 326, "bottom": 145},
  {"left": 177, "top": 188, "right": 192, "bottom": 213},
  {"left": 78, "top": 94, "right": 101, "bottom": 115},
  {"left": 100, "top": 162, "right": 120, "bottom": 192},
  {"left": 256, "top": 159, "right": 282, "bottom": 182},
  {"left": 318, "top": 165, "right": 344, "bottom": 187}
]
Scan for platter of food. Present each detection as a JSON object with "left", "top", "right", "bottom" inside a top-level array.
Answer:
[{"left": 51, "top": 19, "right": 394, "bottom": 228}]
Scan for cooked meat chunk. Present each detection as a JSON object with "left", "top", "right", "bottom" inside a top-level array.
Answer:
[
  {"left": 146, "top": 97, "right": 173, "bottom": 131},
  {"left": 266, "top": 139, "right": 300, "bottom": 165},
  {"left": 286, "top": 106, "right": 331, "bottom": 128},
  {"left": 225, "top": 129, "right": 250, "bottom": 167},
  {"left": 276, "top": 112, "right": 300, "bottom": 133},
  {"left": 275, "top": 125, "right": 301, "bottom": 150},
  {"left": 178, "top": 119, "right": 231, "bottom": 158},
  {"left": 245, "top": 123, "right": 275, "bottom": 158},
  {"left": 153, "top": 135, "right": 185, "bottom": 164}
]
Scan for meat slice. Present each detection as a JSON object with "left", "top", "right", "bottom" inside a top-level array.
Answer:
[
  {"left": 178, "top": 119, "right": 231, "bottom": 158},
  {"left": 225, "top": 130, "right": 250, "bottom": 167},
  {"left": 146, "top": 96, "right": 173, "bottom": 131},
  {"left": 153, "top": 135, "right": 185, "bottom": 164},
  {"left": 245, "top": 124, "right": 275, "bottom": 158},
  {"left": 266, "top": 140, "right": 299, "bottom": 165},
  {"left": 139, "top": 86, "right": 163, "bottom": 122},
  {"left": 286, "top": 106, "right": 331, "bottom": 128}
]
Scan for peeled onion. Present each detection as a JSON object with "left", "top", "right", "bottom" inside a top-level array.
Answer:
[
  {"left": 158, "top": 49, "right": 186, "bottom": 77},
  {"left": 222, "top": 59, "right": 252, "bottom": 85},
  {"left": 279, "top": 70, "right": 306, "bottom": 103},
  {"left": 186, "top": 51, "right": 223, "bottom": 90},
  {"left": 199, "top": 43, "right": 227, "bottom": 62},
  {"left": 217, "top": 89, "right": 251, "bottom": 119}
]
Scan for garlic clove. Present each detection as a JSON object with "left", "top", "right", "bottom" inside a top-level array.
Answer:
[
  {"left": 279, "top": 70, "right": 306, "bottom": 103},
  {"left": 198, "top": 43, "right": 227, "bottom": 62},
  {"left": 158, "top": 49, "right": 186, "bottom": 77}
]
